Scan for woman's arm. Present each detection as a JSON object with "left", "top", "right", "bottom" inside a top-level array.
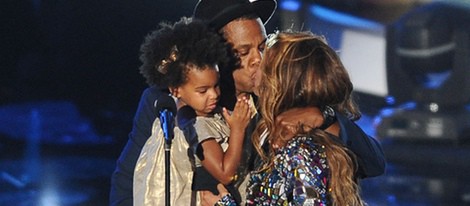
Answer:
[
  {"left": 275, "top": 107, "right": 386, "bottom": 178},
  {"left": 286, "top": 137, "right": 330, "bottom": 205}
]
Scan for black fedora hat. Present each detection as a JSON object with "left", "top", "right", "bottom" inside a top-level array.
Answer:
[{"left": 193, "top": 0, "right": 277, "bottom": 30}]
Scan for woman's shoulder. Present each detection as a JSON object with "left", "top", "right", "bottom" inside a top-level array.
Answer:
[
  {"left": 284, "top": 136, "right": 325, "bottom": 154},
  {"left": 274, "top": 135, "right": 329, "bottom": 192},
  {"left": 276, "top": 136, "right": 328, "bottom": 169}
]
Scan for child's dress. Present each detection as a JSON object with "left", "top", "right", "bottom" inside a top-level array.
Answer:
[
  {"left": 133, "top": 117, "right": 196, "bottom": 205},
  {"left": 183, "top": 111, "right": 247, "bottom": 204}
]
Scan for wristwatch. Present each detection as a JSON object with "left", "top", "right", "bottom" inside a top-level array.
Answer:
[{"left": 319, "top": 105, "right": 336, "bottom": 130}]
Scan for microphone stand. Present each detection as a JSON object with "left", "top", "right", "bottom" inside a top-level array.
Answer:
[{"left": 160, "top": 109, "right": 175, "bottom": 206}]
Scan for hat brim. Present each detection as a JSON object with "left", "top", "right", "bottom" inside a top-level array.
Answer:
[{"left": 207, "top": 0, "right": 277, "bottom": 30}]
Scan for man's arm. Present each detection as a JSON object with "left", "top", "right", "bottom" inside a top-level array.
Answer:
[
  {"left": 336, "top": 113, "right": 386, "bottom": 178},
  {"left": 109, "top": 86, "right": 163, "bottom": 206}
]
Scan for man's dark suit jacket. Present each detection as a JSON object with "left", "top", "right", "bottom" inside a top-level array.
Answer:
[{"left": 109, "top": 86, "right": 386, "bottom": 206}]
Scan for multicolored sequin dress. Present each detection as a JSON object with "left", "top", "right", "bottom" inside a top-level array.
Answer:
[{"left": 245, "top": 135, "right": 331, "bottom": 206}]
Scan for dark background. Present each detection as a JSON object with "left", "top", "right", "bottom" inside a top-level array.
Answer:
[
  {"left": 1, "top": 1, "right": 199, "bottom": 205},
  {"left": 2, "top": 0, "right": 470, "bottom": 205},
  {"left": 1, "top": 0, "right": 197, "bottom": 134}
]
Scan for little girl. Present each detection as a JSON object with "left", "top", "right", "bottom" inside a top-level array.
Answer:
[{"left": 136, "top": 17, "right": 251, "bottom": 205}]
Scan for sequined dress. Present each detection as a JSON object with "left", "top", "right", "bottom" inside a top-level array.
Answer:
[{"left": 245, "top": 135, "right": 331, "bottom": 206}]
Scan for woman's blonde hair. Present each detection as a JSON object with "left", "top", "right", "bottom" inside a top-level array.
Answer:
[{"left": 252, "top": 31, "right": 364, "bottom": 205}]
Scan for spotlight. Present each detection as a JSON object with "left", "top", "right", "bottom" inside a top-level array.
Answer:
[{"left": 376, "top": 2, "right": 470, "bottom": 143}]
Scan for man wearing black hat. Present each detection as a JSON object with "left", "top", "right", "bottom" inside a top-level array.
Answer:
[{"left": 110, "top": 0, "right": 385, "bottom": 205}]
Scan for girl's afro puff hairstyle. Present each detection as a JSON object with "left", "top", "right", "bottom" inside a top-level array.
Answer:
[{"left": 139, "top": 17, "right": 237, "bottom": 88}]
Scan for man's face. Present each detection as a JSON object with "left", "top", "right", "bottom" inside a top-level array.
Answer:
[{"left": 222, "top": 18, "right": 267, "bottom": 96}]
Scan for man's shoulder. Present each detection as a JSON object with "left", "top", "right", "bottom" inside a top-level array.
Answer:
[
  {"left": 134, "top": 86, "right": 169, "bottom": 120},
  {"left": 142, "top": 86, "right": 166, "bottom": 99},
  {"left": 138, "top": 86, "right": 169, "bottom": 107}
]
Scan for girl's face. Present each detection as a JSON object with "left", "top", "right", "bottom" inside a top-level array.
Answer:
[{"left": 172, "top": 67, "right": 220, "bottom": 117}]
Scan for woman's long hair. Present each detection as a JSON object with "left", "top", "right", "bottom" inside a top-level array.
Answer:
[{"left": 252, "top": 31, "right": 363, "bottom": 205}]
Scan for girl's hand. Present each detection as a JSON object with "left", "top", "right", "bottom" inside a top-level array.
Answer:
[{"left": 222, "top": 96, "right": 251, "bottom": 132}]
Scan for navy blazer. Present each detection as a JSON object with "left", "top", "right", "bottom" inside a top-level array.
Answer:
[{"left": 109, "top": 86, "right": 386, "bottom": 206}]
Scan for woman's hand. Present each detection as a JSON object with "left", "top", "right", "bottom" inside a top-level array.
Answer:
[
  {"left": 276, "top": 107, "right": 323, "bottom": 130},
  {"left": 200, "top": 184, "right": 231, "bottom": 206},
  {"left": 273, "top": 107, "right": 323, "bottom": 148},
  {"left": 273, "top": 107, "right": 341, "bottom": 148}
]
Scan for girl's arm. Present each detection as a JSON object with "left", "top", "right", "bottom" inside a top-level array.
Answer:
[{"left": 200, "top": 97, "right": 251, "bottom": 184}]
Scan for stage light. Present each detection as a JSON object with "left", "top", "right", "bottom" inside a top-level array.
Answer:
[
  {"left": 280, "top": 0, "right": 301, "bottom": 12},
  {"left": 376, "top": 2, "right": 470, "bottom": 143}
]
